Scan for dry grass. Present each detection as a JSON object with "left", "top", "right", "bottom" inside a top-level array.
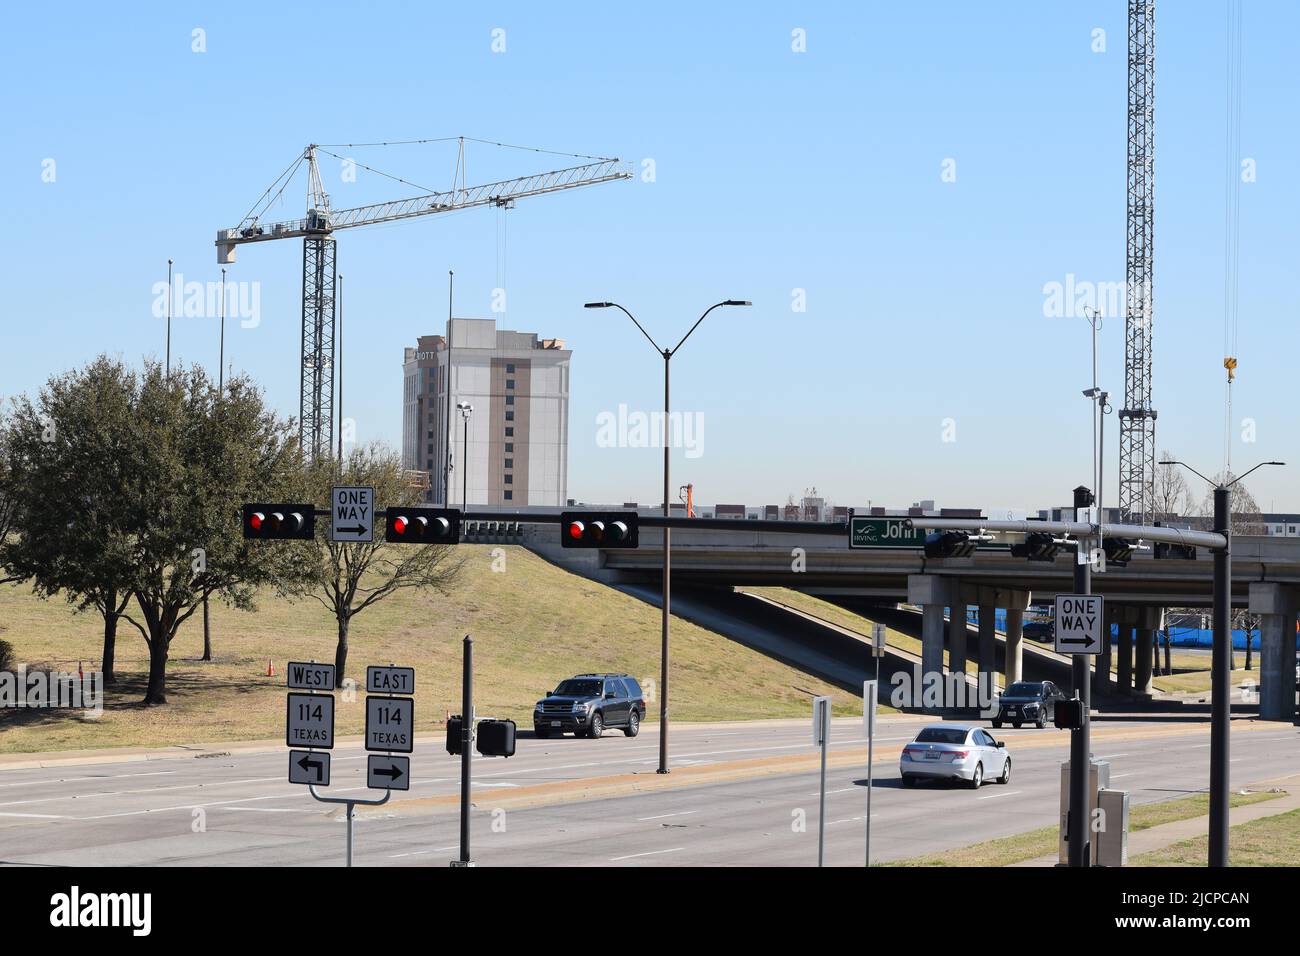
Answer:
[
  {"left": 1129, "top": 805, "right": 1300, "bottom": 866},
  {"left": 0, "top": 546, "right": 859, "bottom": 753}
]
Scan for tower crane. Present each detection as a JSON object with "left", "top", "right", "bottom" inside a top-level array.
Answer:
[{"left": 216, "top": 139, "right": 631, "bottom": 458}]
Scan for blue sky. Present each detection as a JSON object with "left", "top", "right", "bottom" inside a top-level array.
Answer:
[{"left": 3, "top": 1, "right": 1296, "bottom": 513}]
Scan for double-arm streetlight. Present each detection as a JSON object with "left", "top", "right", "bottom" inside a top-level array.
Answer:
[
  {"left": 584, "top": 299, "right": 751, "bottom": 774},
  {"left": 1159, "top": 457, "right": 1284, "bottom": 867}
]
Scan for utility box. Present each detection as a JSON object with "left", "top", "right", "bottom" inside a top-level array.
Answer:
[
  {"left": 1058, "top": 759, "right": 1111, "bottom": 864},
  {"left": 1096, "top": 788, "right": 1130, "bottom": 866}
]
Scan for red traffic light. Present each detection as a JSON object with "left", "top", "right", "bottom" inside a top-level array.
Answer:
[
  {"left": 559, "top": 511, "right": 639, "bottom": 549},
  {"left": 243, "top": 503, "right": 316, "bottom": 540},
  {"left": 384, "top": 507, "right": 460, "bottom": 544},
  {"left": 567, "top": 520, "right": 585, "bottom": 540},
  {"left": 392, "top": 515, "right": 408, "bottom": 535}
]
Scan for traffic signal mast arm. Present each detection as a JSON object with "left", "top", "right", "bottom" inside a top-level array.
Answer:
[{"left": 904, "top": 517, "right": 1226, "bottom": 552}]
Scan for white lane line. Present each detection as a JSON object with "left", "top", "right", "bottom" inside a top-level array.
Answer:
[
  {"left": 1110, "top": 772, "right": 1135, "bottom": 780},
  {"left": 637, "top": 810, "right": 698, "bottom": 822},
  {"left": 0, "top": 774, "right": 288, "bottom": 809},
  {"left": 0, "top": 771, "right": 179, "bottom": 790},
  {"left": 221, "top": 806, "right": 303, "bottom": 813},
  {"left": 808, "top": 787, "right": 858, "bottom": 796},
  {"left": 0, "top": 811, "right": 69, "bottom": 819},
  {"left": 977, "top": 790, "right": 1023, "bottom": 800},
  {"left": 609, "top": 847, "right": 684, "bottom": 862},
  {"left": 1097, "top": 754, "right": 1129, "bottom": 760},
  {"left": 390, "top": 844, "right": 459, "bottom": 858},
  {"left": 471, "top": 781, "right": 519, "bottom": 789}
]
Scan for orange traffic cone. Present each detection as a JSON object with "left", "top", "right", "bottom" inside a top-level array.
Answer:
[{"left": 266, "top": 657, "right": 275, "bottom": 677}]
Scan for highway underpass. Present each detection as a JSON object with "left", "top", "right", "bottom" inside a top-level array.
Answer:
[{"left": 499, "top": 522, "right": 1300, "bottom": 722}]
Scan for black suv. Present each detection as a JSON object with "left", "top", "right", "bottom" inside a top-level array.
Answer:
[
  {"left": 534, "top": 674, "right": 646, "bottom": 739},
  {"left": 992, "top": 680, "right": 1065, "bottom": 729}
]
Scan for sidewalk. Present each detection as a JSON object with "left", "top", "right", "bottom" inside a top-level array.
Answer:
[{"left": 1010, "top": 771, "right": 1300, "bottom": 866}]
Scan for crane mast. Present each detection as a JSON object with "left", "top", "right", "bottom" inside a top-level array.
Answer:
[
  {"left": 217, "top": 142, "right": 630, "bottom": 459},
  {"left": 1118, "top": 0, "right": 1157, "bottom": 522}
]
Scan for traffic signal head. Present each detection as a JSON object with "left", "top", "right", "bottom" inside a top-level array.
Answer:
[
  {"left": 1054, "top": 697, "right": 1085, "bottom": 730},
  {"left": 385, "top": 507, "right": 460, "bottom": 544},
  {"left": 560, "top": 511, "right": 638, "bottom": 549},
  {"left": 475, "top": 718, "right": 516, "bottom": 758},
  {"left": 1012, "top": 531, "right": 1060, "bottom": 562},
  {"left": 1073, "top": 485, "right": 1095, "bottom": 509},
  {"left": 243, "top": 503, "right": 316, "bottom": 540},
  {"left": 923, "top": 530, "right": 975, "bottom": 559},
  {"left": 446, "top": 714, "right": 463, "bottom": 755},
  {"left": 1102, "top": 537, "right": 1134, "bottom": 566}
]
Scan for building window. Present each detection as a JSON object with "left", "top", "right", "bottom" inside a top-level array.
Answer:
[
  {"left": 506, "top": 379, "right": 515, "bottom": 390},
  {"left": 504, "top": 490, "right": 513, "bottom": 501},
  {"left": 505, "top": 442, "right": 513, "bottom": 453},
  {"left": 505, "top": 394, "right": 514, "bottom": 405},
  {"left": 427, "top": 443, "right": 433, "bottom": 454},
  {"left": 505, "top": 410, "right": 514, "bottom": 421},
  {"left": 506, "top": 363, "right": 515, "bottom": 373},
  {"left": 505, "top": 427, "right": 514, "bottom": 437},
  {"left": 504, "top": 458, "right": 513, "bottom": 469},
  {"left": 504, "top": 474, "right": 513, "bottom": 484}
]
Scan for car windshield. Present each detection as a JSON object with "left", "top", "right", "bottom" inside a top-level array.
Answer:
[
  {"left": 553, "top": 679, "right": 602, "bottom": 697},
  {"left": 1004, "top": 682, "right": 1044, "bottom": 697},
  {"left": 915, "top": 728, "right": 969, "bottom": 744}
]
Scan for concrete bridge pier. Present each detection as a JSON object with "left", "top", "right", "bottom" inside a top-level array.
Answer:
[
  {"left": 1250, "top": 582, "right": 1299, "bottom": 722},
  {"left": 1094, "top": 603, "right": 1117, "bottom": 697},
  {"left": 1116, "top": 618, "right": 1135, "bottom": 696},
  {"left": 947, "top": 596, "right": 968, "bottom": 677},
  {"left": 909, "top": 575, "right": 950, "bottom": 710},
  {"left": 1005, "top": 607, "right": 1025, "bottom": 686},
  {"left": 1134, "top": 607, "right": 1159, "bottom": 700}
]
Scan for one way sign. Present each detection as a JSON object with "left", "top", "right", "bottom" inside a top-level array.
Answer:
[
  {"left": 1054, "top": 594, "right": 1105, "bottom": 655},
  {"left": 331, "top": 485, "right": 374, "bottom": 543}
]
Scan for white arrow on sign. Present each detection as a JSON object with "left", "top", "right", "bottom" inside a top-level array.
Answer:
[{"left": 330, "top": 485, "right": 374, "bottom": 543}]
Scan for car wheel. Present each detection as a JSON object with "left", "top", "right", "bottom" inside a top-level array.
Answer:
[
  {"left": 1012, "top": 720, "right": 1022, "bottom": 729},
  {"left": 1035, "top": 712, "right": 1046, "bottom": 729},
  {"left": 969, "top": 762, "right": 983, "bottom": 789},
  {"left": 991, "top": 719, "right": 1002, "bottom": 729},
  {"left": 623, "top": 710, "right": 640, "bottom": 737},
  {"left": 998, "top": 757, "right": 1011, "bottom": 784},
  {"left": 587, "top": 712, "right": 604, "bottom": 739},
  {"left": 902, "top": 774, "right": 915, "bottom": 788},
  {"left": 534, "top": 727, "right": 550, "bottom": 739}
]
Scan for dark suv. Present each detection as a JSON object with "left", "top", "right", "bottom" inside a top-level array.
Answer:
[
  {"left": 992, "top": 680, "right": 1065, "bottom": 729},
  {"left": 534, "top": 674, "right": 646, "bottom": 739}
]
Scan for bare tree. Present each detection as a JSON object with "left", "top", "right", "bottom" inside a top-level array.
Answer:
[
  {"left": 307, "top": 445, "right": 464, "bottom": 680},
  {"left": 1199, "top": 472, "right": 1265, "bottom": 669}
]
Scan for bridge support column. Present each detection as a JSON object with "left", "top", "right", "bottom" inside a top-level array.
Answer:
[
  {"left": 909, "top": 575, "right": 950, "bottom": 712},
  {"left": 1094, "top": 603, "right": 1116, "bottom": 697},
  {"left": 1250, "top": 583, "right": 1299, "bottom": 722},
  {"left": 977, "top": 605, "right": 997, "bottom": 690},
  {"left": 947, "top": 600, "right": 967, "bottom": 679},
  {"left": 1116, "top": 623, "right": 1134, "bottom": 696},
  {"left": 1134, "top": 608, "right": 1158, "bottom": 699},
  {"left": 1005, "top": 608, "right": 1024, "bottom": 687}
]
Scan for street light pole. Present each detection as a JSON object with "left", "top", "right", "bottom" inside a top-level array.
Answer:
[
  {"left": 1160, "top": 458, "right": 1283, "bottom": 866},
  {"left": 1067, "top": 485, "right": 1093, "bottom": 867},
  {"left": 584, "top": 299, "right": 751, "bottom": 775},
  {"left": 458, "top": 402, "right": 472, "bottom": 507}
]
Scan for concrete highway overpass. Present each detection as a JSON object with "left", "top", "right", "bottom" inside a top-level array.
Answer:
[{"left": 491, "top": 521, "right": 1300, "bottom": 722}]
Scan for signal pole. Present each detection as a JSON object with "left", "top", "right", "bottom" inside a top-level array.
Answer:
[{"left": 1067, "top": 485, "right": 1093, "bottom": 867}]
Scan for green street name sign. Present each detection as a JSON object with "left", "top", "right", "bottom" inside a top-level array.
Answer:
[{"left": 849, "top": 517, "right": 926, "bottom": 549}]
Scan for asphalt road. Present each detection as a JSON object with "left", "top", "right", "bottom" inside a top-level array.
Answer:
[{"left": 0, "top": 716, "right": 1296, "bottom": 866}]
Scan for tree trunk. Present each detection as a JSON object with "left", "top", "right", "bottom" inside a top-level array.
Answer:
[
  {"left": 101, "top": 608, "right": 118, "bottom": 687},
  {"left": 1245, "top": 624, "right": 1254, "bottom": 671},
  {"left": 202, "top": 594, "right": 212, "bottom": 662},
  {"left": 143, "top": 636, "right": 169, "bottom": 705},
  {"left": 1163, "top": 629, "right": 1172, "bottom": 677},
  {"left": 334, "top": 614, "right": 350, "bottom": 681}
]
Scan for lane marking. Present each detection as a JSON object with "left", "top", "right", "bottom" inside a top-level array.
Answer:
[
  {"left": 637, "top": 810, "right": 698, "bottom": 821},
  {"left": 609, "top": 847, "right": 684, "bottom": 862},
  {"left": 977, "top": 790, "right": 1023, "bottom": 800}
]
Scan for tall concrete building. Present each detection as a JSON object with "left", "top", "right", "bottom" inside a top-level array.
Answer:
[{"left": 402, "top": 318, "right": 571, "bottom": 508}]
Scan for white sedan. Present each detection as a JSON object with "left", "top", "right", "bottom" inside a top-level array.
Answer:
[{"left": 899, "top": 724, "right": 1011, "bottom": 789}]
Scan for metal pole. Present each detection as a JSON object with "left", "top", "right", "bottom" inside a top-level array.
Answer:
[
  {"left": 337, "top": 274, "right": 343, "bottom": 467},
  {"left": 166, "top": 258, "right": 173, "bottom": 378},
  {"left": 459, "top": 633, "right": 473, "bottom": 865},
  {"left": 462, "top": 413, "right": 469, "bottom": 507},
  {"left": 1210, "top": 485, "right": 1231, "bottom": 866},
  {"left": 346, "top": 801, "right": 355, "bottom": 867},
  {"left": 1067, "top": 498, "right": 1093, "bottom": 867},
  {"left": 866, "top": 676, "right": 876, "bottom": 868},
  {"left": 817, "top": 706, "right": 828, "bottom": 867},
  {"left": 658, "top": 350, "right": 671, "bottom": 774},
  {"left": 219, "top": 267, "right": 226, "bottom": 393}
]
